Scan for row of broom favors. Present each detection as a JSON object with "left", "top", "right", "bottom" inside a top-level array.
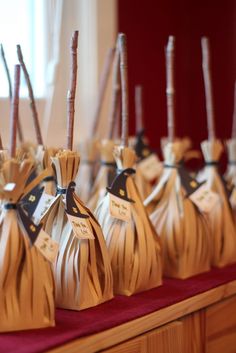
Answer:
[{"left": 0, "top": 31, "right": 236, "bottom": 333}]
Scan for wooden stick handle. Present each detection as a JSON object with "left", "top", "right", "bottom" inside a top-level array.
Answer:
[
  {"left": 201, "top": 37, "right": 216, "bottom": 140},
  {"left": 17, "top": 44, "right": 43, "bottom": 145},
  {"left": 119, "top": 33, "right": 129, "bottom": 147},
  {"left": 232, "top": 81, "right": 236, "bottom": 139},
  {"left": 108, "top": 44, "right": 120, "bottom": 139},
  {"left": 1, "top": 44, "right": 24, "bottom": 143},
  {"left": 10, "top": 65, "right": 20, "bottom": 158},
  {"left": 1, "top": 44, "right": 12, "bottom": 98},
  {"left": 67, "top": 30, "right": 78, "bottom": 151},
  {"left": 165, "top": 36, "right": 175, "bottom": 142},
  {"left": 0, "top": 133, "right": 3, "bottom": 150},
  {"left": 93, "top": 47, "right": 115, "bottom": 137},
  {"left": 135, "top": 85, "right": 144, "bottom": 133}
]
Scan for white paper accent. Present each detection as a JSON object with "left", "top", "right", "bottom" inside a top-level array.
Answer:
[
  {"left": 67, "top": 214, "right": 95, "bottom": 240},
  {"left": 34, "top": 229, "right": 59, "bottom": 263},
  {"left": 33, "top": 193, "right": 59, "bottom": 224},
  {"left": 109, "top": 193, "right": 131, "bottom": 222},
  {"left": 4, "top": 183, "right": 16, "bottom": 191},
  {"left": 138, "top": 154, "right": 163, "bottom": 181},
  {"left": 189, "top": 184, "right": 219, "bottom": 213}
]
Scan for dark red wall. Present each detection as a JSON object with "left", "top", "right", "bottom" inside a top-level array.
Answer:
[{"left": 118, "top": 0, "right": 236, "bottom": 153}]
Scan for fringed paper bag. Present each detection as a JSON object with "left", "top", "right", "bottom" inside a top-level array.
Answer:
[
  {"left": 95, "top": 146, "right": 162, "bottom": 295},
  {"left": 0, "top": 158, "right": 55, "bottom": 332},
  {"left": 225, "top": 139, "right": 236, "bottom": 186},
  {"left": 145, "top": 142, "right": 211, "bottom": 279},
  {"left": 44, "top": 150, "right": 113, "bottom": 310},
  {"left": 199, "top": 140, "right": 236, "bottom": 267},
  {"left": 88, "top": 139, "right": 116, "bottom": 211},
  {"left": 225, "top": 139, "right": 236, "bottom": 218}
]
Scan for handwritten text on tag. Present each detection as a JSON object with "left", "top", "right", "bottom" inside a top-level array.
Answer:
[
  {"left": 67, "top": 214, "right": 95, "bottom": 240},
  {"left": 109, "top": 194, "right": 131, "bottom": 222},
  {"left": 34, "top": 229, "right": 59, "bottom": 263},
  {"left": 138, "top": 154, "right": 163, "bottom": 181},
  {"left": 189, "top": 184, "right": 219, "bottom": 213}
]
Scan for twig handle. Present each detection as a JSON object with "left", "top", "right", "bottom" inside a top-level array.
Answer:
[
  {"left": 93, "top": 47, "right": 115, "bottom": 138},
  {"left": 201, "top": 37, "right": 216, "bottom": 140},
  {"left": 10, "top": 65, "right": 20, "bottom": 158},
  {"left": 108, "top": 44, "right": 120, "bottom": 139},
  {"left": 17, "top": 44, "right": 43, "bottom": 145},
  {"left": 165, "top": 36, "right": 175, "bottom": 142},
  {"left": 67, "top": 30, "right": 78, "bottom": 151},
  {"left": 135, "top": 85, "right": 144, "bottom": 133},
  {"left": 119, "top": 33, "right": 129, "bottom": 147},
  {"left": 0, "top": 133, "right": 3, "bottom": 150},
  {"left": 232, "top": 81, "right": 236, "bottom": 139},
  {"left": 1, "top": 44, "right": 23, "bottom": 143},
  {"left": 1, "top": 44, "right": 12, "bottom": 98}
]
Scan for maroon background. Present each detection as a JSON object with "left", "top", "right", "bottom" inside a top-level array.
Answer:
[{"left": 118, "top": 0, "right": 236, "bottom": 154}]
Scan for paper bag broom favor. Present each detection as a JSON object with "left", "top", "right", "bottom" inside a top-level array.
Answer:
[
  {"left": 0, "top": 65, "right": 55, "bottom": 332},
  {"left": 144, "top": 37, "right": 211, "bottom": 279},
  {"left": 44, "top": 31, "right": 113, "bottom": 310},
  {"left": 225, "top": 83, "right": 236, "bottom": 212},
  {"left": 198, "top": 38, "right": 236, "bottom": 267},
  {"left": 95, "top": 33, "right": 162, "bottom": 295}
]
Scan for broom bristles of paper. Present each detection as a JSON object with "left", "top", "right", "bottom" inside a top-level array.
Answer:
[
  {"left": 95, "top": 146, "right": 162, "bottom": 295},
  {"left": 44, "top": 151, "right": 113, "bottom": 309},
  {"left": 88, "top": 139, "right": 116, "bottom": 211},
  {"left": 144, "top": 142, "right": 211, "bottom": 278},
  {"left": 225, "top": 139, "right": 236, "bottom": 185},
  {"left": 201, "top": 139, "right": 236, "bottom": 267},
  {"left": 0, "top": 159, "right": 55, "bottom": 331},
  {"left": 53, "top": 194, "right": 113, "bottom": 310}
]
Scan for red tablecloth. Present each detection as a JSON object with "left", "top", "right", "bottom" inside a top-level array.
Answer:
[{"left": 1, "top": 264, "right": 236, "bottom": 353}]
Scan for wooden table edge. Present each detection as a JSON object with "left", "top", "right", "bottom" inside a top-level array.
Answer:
[{"left": 47, "top": 279, "right": 236, "bottom": 353}]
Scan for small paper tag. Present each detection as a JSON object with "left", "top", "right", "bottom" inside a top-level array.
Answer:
[
  {"left": 109, "top": 193, "right": 131, "bottom": 222},
  {"left": 34, "top": 229, "right": 59, "bottom": 263},
  {"left": 230, "top": 187, "right": 236, "bottom": 208},
  {"left": 189, "top": 183, "right": 219, "bottom": 213},
  {"left": 67, "top": 214, "right": 95, "bottom": 240},
  {"left": 4, "top": 183, "right": 16, "bottom": 191},
  {"left": 138, "top": 154, "right": 163, "bottom": 181},
  {"left": 33, "top": 193, "right": 59, "bottom": 224}
]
